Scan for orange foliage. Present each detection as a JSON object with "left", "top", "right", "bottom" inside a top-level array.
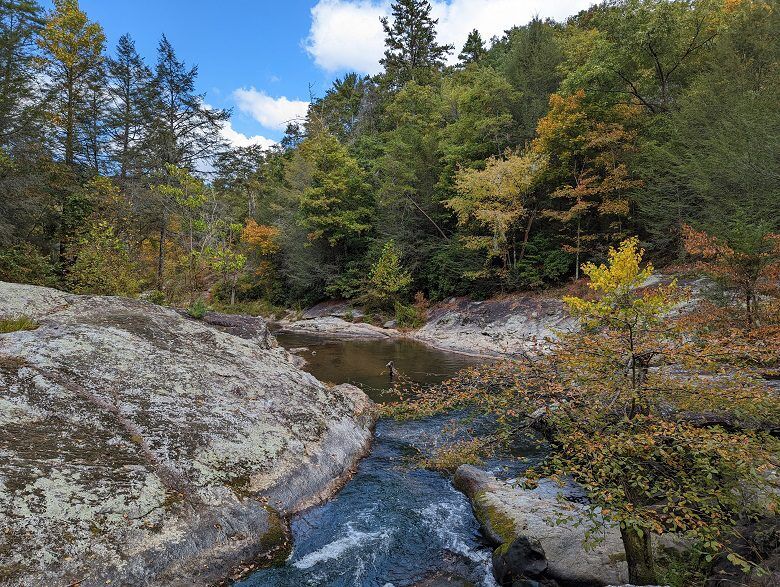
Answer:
[{"left": 242, "top": 220, "right": 280, "bottom": 255}]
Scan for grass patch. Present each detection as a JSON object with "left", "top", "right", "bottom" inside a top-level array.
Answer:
[
  {"left": 0, "top": 316, "right": 38, "bottom": 334},
  {"left": 418, "top": 438, "right": 488, "bottom": 473}
]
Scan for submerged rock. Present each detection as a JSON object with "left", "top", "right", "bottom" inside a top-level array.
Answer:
[
  {"left": 454, "top": 465, "right": 630, "bottom": 586},
  {"left": 0, "top": 281, "right": 375, "bottom": 586}
]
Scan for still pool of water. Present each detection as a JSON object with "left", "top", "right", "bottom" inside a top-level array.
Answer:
[
  {"left": 240, "top": 332, "right": 541, "bottom": 587},
  {"left": 274, "top": 331, "right": 486, "bottom": 402}
]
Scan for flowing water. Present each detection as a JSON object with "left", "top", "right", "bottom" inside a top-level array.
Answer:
[{"left": 240, "top": 332, "right": 543, "bottom": 587}]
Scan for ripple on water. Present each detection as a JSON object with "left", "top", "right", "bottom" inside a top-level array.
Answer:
[{"left": 241, "top": 335, "right": 509, "bottom": 587}]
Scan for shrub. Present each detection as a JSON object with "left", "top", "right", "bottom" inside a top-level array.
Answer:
[
  {"left": 361, "top": 240, "right": 412, "bottom": 312},
  {"left": 0, "top": 244, "right": 57, "bottom": 287},
  {"left": 187, "top": 298, "right": 209, "bottom": 319}
]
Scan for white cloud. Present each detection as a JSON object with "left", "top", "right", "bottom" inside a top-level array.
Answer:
[
  {"left": 304, "top": 0, "right": 595, "bottom": 74},
  {"left": 233, "top": 87, "right": 310, "bottom": 131},
  {"left": 305, "top": 0, "right": 389, "bottom": 74},
  {"left": 220, "top": 120, "right": 276, "bottom": 150}
]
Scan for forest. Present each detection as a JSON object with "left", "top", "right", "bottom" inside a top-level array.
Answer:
[{"left": 1, "top": 0, "right": 777, "bottom": 316}]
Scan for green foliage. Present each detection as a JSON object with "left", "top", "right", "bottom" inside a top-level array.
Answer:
[
  {"left": 380, "top": 0, "right": 453, "bottom": 87},
  {"left": 0, "top": 315, "right": 38, "bottom": 334},
  {"left": 67, "top": 222, "right": 139, "bottom": 296},
  {"left": 508, "top": 234, "right": 571, "bottom": 289},
  {"left": 187, "top": 298, "right": 208, "bottom": 319},
  {"left": 362, "top": 240, "right": 412, "bottom": 312},
  {"left": 394, "top": 293, "right": 428, "bottom": 328},
  {"left": 0, "top": 244, "right": 57, "bottom": 287},
  {"left": 297, "top": 132, "right": 374, "bottom": 247}
]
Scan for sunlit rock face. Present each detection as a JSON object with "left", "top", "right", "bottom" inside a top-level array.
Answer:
[{"left": 0, "top": 281, "right": 374, "bottom": 586}]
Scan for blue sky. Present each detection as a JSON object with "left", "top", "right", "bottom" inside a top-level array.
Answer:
[{"left": 44, "top": 1, "right": 594, "bottom": 147}]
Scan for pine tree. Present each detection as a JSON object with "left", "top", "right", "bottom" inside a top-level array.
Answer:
[
  {"left": 458, "top": 29, "right": 485, "bottom": 65},
  {"left": 37, "top": 0, "right": 105, "bottom": 167},
  {"left": 107, "top": 34, "right": 152, "bottom": 180},
  {"left": 0, "top": 0, "right": 44, "bottom": 148},
  {"left": 146, "top": 35, "right": 228, "bottom": 170},
  {"left": 380, "top": 0, "right": 452, "bottom": 87}
]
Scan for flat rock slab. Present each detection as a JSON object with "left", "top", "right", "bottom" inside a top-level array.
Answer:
[
  {"left": 454, "top": 465, "right": 629, "bottom": 586},
  {"left": 0, "top": 281, "right": 375, "bottom": 586},
  {"left": 279, "top": 316, "right": 397, "bottom": 339},
  {"left": 411, "top": 295, "right": 574, "bottom": 357}
]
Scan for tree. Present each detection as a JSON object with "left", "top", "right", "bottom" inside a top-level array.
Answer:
[
  {"left": 37, "top": 0, "right": 105, "bottom": 167},
  {"left": 533, "top": 91, "right": 641, "bottom": 277},
  {"left": 145, "top": 35, "right": 228, "bottom": 170},
  {"left": 296, "top": 132, "right": 373, "bottom": 248},
  {"left": 0, "top": 0, "right": 44, "bottom": 148},
  {"left": 107, "top": 34, "right": 152, "bottom": 180},
  {"left": 683, "top": 223, "right": 780, "bottom": 328},
  {"left": 362, "top": 240, "right": 412, "bottom": 311},
  {"left": 503, "top": 17, "right": 564, "bottom": 141},
  {"left": 399, "top": 238, "right": 779, "bottom": 584},
  {"left": 208, "top": 222, "right": 246, "bottom": 306},
  {"left": 634, "top": 0, "right": 780, "bottom": 255},
  {"left": 380, "top": 0, "right": 452, "bottom": 87},
  {"left": 458, "top": 29, "right": 485, "bottom": 65},
  {"left": 562, "top": 0, "right": 721, "bottom": 114},
  {"left": 449, "top": 150, "right": 546, "bottom": 280}
]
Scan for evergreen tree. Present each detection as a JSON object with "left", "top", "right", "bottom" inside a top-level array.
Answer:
[
  {"left": 380, "top": 0, "right": 452, "bottom": 87},
  {"left": 0, "top": 0, "right": 44, "bottom": 148},
  {"left": 458, "top": 29, "right": 485, "bottom": 65},
  {"left": 504, "top": 18, "right": 563, "bottom": 142},
  {"left": 297, "top": 132, "right": 373, "bottom": 248},
  {"left": 146, "top": 35, "right": 228, "bottom": 170},
  {"left": 107, "top": 34, "right": 152, "bottom": 180}
]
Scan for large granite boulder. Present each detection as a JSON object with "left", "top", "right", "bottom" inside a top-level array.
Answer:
[
  {"left": 0, "top": 281, "right": 375, "bottom": 586},
  {"left": 454, "top": 465, "right": 630, "bottom": 586}
]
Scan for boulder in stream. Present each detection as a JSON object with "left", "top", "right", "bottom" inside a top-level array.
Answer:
[{"left": 454, "top": 465, "right": 630, "bottom": 586}]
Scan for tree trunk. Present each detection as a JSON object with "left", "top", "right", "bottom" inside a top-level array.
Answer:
[
  {"left": 620, "top": 525, "right": 657, "bottom": 585},
  {"left": 157, "top": 221, "right": 166, "bottom": 289}
]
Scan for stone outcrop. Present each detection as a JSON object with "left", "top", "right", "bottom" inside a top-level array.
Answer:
[
  {"left": 278, "top": 315, "right": 398, "bottom": 339},
  {"left": 0, "top": 281, "right": 375, "bottom": 586},
  {"left": 454, "top": 465, "right": 630, "bottom": 586},
  {"left": 412, "top": 296, "right": 574, "bottom": 357}
]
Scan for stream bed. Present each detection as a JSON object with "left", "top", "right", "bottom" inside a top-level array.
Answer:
[{"left": 239, "top": 333, "right": 542, "bottom": 587}]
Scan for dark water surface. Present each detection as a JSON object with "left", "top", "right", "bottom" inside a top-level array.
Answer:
[
  {"left": 240, "top": 333, "right": 540, "bottom": 587},
  {"left": 273, "top": 331, "right": 485, "bottom": 402}
]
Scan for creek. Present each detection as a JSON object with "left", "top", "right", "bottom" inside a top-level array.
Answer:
[{"left": 240, "top": 332, "right": 544, "bottom": 587}]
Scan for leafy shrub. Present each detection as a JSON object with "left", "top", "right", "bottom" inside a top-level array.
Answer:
[
  {"left": 394, "top": 292, "right": 429, "bottom": 329},
  {"left": 0, "top": 244, "right": 57, "bottom": 287},
  {"left": 67, "top": 222, "right": 139, "bottom": 296},
  {"left": 146, "top": 290, "right": 167, "bottom": 305},
  {"left": 187, "top": 298, "right": 209, "bottom": 319},
  {"left": 0, "top": 315, "right": 38, "bottom": 334},
  {"left": 418, "top": 438, "right": 488, "bottom": 473}
]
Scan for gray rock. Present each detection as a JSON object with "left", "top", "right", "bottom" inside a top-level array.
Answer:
[
  {"left": 278, "top": 316, "right": 397, "bottom": 339},
  {"left": 0, "top": 281, "right": 375, "bottom": 586},
  {"left": 410, "top": 296, "right": 574, "bottom": 357},
  {"left": 454, "top": 465, "right": 630, "bottom": 586}
]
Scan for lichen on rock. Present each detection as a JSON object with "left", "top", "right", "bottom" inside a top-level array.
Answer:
[{"left": 0, "top": 281, "right": 375, "bottom": 586}]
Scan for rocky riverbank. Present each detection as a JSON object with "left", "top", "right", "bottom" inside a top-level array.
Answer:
[
  {"left": 0, "top": 282, "right": 376, "bottom": 586},
  {"left": 277, "top": 293, "right": 574, "bottom": 358}
]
